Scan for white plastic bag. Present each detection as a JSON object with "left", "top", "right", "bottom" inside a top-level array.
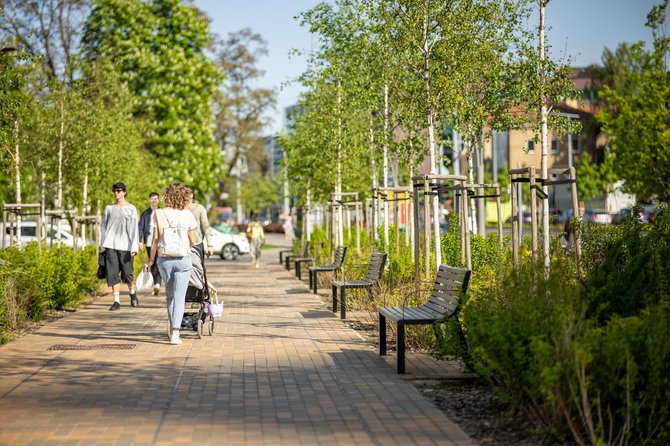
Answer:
[{"left": 136, "top": 269, "right": 154, "bottom": 291}]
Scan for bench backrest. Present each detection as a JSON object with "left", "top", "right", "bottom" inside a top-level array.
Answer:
[
  {"left": 426, "top": 265, "right": 471, "bottom": 318},
  {"left": 300, "top": 241, "right": 310, "bottom": 256},
  {"left": 364, "top": 252, "right": 387, "bottom": 281},
  {"left": 333, "top": 246, "right": 347, "bottom": 268}
]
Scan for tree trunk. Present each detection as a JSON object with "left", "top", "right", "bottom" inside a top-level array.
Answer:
[
  {"left": 466, "top": 140, "right": 477, "bottom": 235},
  {"left": 82, "top": 159, "right": 89, "bottom": 239},
  {"left": 336, "top": 82, "right": 344, "bottom": 247},
  {"left": 476, "top": 137, "right": 486, "bottom": 236},
  {"left": 423, "top": 24, "right": 441, "bottom": 269},
  {"left": 539, "top": 0, "right": 550, "bottom": 270},
  {"left": 13, "top": 120, "right": 22, "bottom": 241},
  {"left": 57, "top": 91, "right": 64, "bottom": 211},
  {"left": 383, "top": 82, "right": 389, "bottom": 247}
]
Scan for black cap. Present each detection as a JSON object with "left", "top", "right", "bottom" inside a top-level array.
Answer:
[{"left": 112, "top": 182, "right": 126, "bottom": 191}]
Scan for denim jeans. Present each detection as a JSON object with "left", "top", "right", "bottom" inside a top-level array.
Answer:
[{"left": 157, "top": 255, "right": 192, "bottom": 330}]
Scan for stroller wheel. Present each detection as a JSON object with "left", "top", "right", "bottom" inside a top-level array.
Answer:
[
  {"left": 206, "top": 317, "right": 214, "bottom": 336},
  {"left": 197, "top": 319, "right": 203, "bottom": 339}
]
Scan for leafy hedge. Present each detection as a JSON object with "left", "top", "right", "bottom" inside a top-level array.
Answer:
[
  {"left": 452, "top": 206, "right": 670, "bottom": 445},
  {"left": 0, "top": 243, "right": 100, "bottom": 344}
]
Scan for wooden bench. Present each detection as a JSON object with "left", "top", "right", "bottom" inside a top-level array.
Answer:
[
  {"left": 284, "top": 241, "right": 309, "bottom": 272},
  {"left": 332, "top": 252, "right": 387, "bottom": 319},
  {"left": 379, "top": 264, "right": 471, "bottom": 374},
  {"left": 308, "top": 246, "right": 347, "bottom": 294}
]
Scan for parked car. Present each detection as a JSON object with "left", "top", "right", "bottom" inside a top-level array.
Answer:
[
  {"left": 611, "top": 205, "right": 658, "bottom": 225},
  {"left": 584, "top": 209, "right": 612, "bottom": 225},
  {"left": 208, "top": 226, "right": 250, "bottom": 260},
  {"left": 3, "top": 221, "right": 93, "bottom": 248}
]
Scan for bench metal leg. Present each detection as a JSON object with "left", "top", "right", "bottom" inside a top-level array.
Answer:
[
  {"left": 279, "top": 252, "right": 284, "bottom": 264},
  {"left": 340, "top": 287, "right": 346, "bottom": 319},
  {"left": 332, "top": 284, "right": 337, "bottom": 312},
  {"left": 296, "top": 262, "right": 301, "bottom": 279},
  {"left": 397, "top": 323, "right": 405, "bottom": 374},
  {"left": 308, "top": 269, "right": 312, "bottom": 289},
  {"left": 379, "top": 313, "right": 386, "bottom": 356},
  {"left": 312, "top": 270, "right": 318, "bottom": 294}
]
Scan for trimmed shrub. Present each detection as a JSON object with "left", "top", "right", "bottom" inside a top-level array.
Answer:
[{"left": 0, "top": 243, "right": 99, "bottom": 344}]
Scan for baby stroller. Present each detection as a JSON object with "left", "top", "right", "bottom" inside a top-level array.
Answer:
[{"left": 168, "top": 246, "right": 216, "bottom": 338}]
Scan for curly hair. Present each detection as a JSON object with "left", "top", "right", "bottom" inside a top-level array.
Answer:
[{"left": 161, "top": 183, "right": 191, "bottom": 210}]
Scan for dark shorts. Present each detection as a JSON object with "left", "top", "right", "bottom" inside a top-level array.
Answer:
[{"left": 104, "top": 249, "right": 134, "bottom": 286}]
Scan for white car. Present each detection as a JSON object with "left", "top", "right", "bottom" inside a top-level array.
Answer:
[
  {"left": 3, "top": 221, "right": 94, "bottom": 248},
  {"left": 208, "top": 227, "right": 250, "bottom": 260}
]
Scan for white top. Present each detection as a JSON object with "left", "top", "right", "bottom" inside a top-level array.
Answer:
[
  {"left": 153, "top": 208, "right": 197, "bottom": 256},
  {"left": 101, "top": 204, "right": 140, "bottom": 252}
]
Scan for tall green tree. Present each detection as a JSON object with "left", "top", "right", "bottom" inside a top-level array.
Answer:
[
  {"left": 598, "top": 0, "right": 670, "bottom": 202},
  {"left": 213, "top": 28, "right": 276, "bottom": 205},
  {"left": 82, "top": 0, "right": 224, "bottom": 197}
]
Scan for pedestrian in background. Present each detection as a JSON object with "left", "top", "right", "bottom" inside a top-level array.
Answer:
[
  {"left": 138, "top": 191, "right": 162, "bottom": 295},
  {"left": 184, "top": 185, "right": 214, "bottom": 260},
  {"left": 563, "top": 201, "right": 586, "bottom": 253},
  {"left": 281, "top": 212, "right": 294, "bottom": 241},
  {"left": 246, "top": 214, "right": 265, "bottom": 268},
  {"left": 101, "top": 182, "right": 140, "bottom": 310},
  {"left": 146, "top": 183, "right": 197, "bottom": 345}
]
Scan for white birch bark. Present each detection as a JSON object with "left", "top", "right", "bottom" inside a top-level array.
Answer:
[
  {"left": 336, "top": 82, "right": 344, "bottom": 247},
  {"left": 383, "top": 82, "right": 389, "bottom": 246},
  {"left": 540, "top": 1, "right": 551, "bottom": 269}
]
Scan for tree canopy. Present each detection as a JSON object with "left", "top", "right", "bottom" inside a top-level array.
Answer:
[
  {"left": 597, "top": 0, "right": 670, "bottom": 202},
  {"left": 82, "top": 0, "right": 224, "bottom": 198}
]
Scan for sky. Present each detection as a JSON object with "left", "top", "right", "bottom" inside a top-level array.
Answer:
[{"left": 193, "top": 0, "right": 660, "bottom": 134}]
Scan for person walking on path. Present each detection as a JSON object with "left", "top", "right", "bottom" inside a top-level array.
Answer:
[
  {"left": 281, "top": 212, "right": 294, "bottom": 241},
  {"left": 146, "top": 183, "right": 197, "bottom": 345},
  {"left": 101, "top": 182, "right": 140, "bottom": 310},
  {"left": 563, "top": 201, "right": 586, "bottom": 253},
  {"left": 246, "top": 214, "right": 265, "bottom": 268},
  {"left": 184, "top": 185, "right": 214, "bottom": 260},
  {"left": 138, "top": 192, "right": 162, "bottom": 296}
]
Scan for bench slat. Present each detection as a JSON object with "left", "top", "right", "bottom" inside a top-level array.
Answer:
[
  {"left": 423, "top": 301, "right": 457, "bottom": 316},
  {"left": 433, "top": 282, "right": 463, "bottom": 295},
  {"left": 380, "top": 306, "right": 439, "bottom": 323},
  {"left": 436, "top": 268, "right": 468, "bottom": 284},
  {"left": 428, "top": 296, "right": 460, "bottom": 307}
]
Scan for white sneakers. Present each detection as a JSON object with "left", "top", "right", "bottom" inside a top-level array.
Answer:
[{"left": 170, "top": 332, "right": 182, "bottom": 345}]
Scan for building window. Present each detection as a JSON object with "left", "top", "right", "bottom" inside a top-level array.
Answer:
[
  {"left": 551, "top": 138, "right": 559, "bottom": 154},
  {"left": 526, "top": 139, "right": 535, "bottom": 154},
  {"left": 571, "top": 135, "right": 580, "bottom": 153}
]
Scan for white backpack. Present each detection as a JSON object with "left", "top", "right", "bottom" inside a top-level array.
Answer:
[{"left": 158, "top": 210, "right": 190, "bottom": 257}]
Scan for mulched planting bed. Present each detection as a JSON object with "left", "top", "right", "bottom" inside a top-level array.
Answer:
[{"left": 413, "top": 379, "right": 575, "bottom": 445}]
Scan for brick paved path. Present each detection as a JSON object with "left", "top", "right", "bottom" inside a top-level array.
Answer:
[{"left": 0, "top": 246, "right": 474, "bottom": 446}]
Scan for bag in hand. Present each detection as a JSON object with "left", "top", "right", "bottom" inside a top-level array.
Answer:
[
  {"left": 136, "top": 269, "right": 154, "bottom": 291},
  {"left": 97, "top": 252, "right": 106, "bottom": 279}
]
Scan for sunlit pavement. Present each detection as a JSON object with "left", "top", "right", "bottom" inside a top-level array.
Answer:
[{"left": 0, "top": 244, "right": 474, "bottom": 446}]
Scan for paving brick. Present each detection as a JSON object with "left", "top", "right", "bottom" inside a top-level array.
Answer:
[{"left": 0, "top": 243, "right": 475, "bottom": 445}]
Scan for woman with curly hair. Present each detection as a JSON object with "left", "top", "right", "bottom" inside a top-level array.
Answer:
[{"left": 146, "top": 183, "right": 198, "bottom": 345}]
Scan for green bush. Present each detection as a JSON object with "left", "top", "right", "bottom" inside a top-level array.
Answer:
[
  {"left": 455, "top": 206, "right": 670, "bottom": 445},
  {"left": 0, "top": 243, "right": 99, "bottom": 344},
  {"left": 581, "top": 205, "right": 670, "bottom": 323}
]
